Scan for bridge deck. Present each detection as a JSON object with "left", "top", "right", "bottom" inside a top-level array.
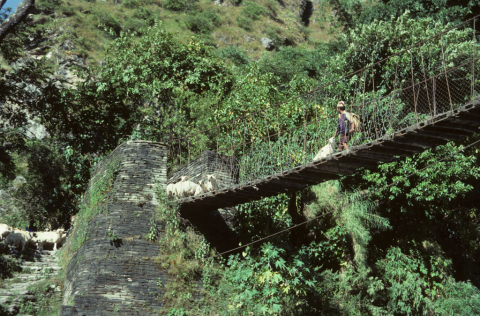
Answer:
[{"left": 179, "top": 99, "right": 480, "bottom": 212}]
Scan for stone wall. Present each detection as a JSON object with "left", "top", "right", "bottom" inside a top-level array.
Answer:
[{"left": 60, "top": 140, "right": 168, "bottom": 316}]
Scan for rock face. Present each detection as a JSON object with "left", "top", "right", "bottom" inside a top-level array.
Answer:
[
  {"left": 60, "top": 141, "right": 168, "bottom": 316},
  {"left": 12, "top": 176, "right": 26, "bottom": 189},
  {"left": 261, "top": 37, "right": 275, "bottom": 50},
  {"left": 26, "top": 118, "right": 49, "bottom": 139}
]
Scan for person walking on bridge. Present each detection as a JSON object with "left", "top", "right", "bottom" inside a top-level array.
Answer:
[{"left": 334, "top": 101, "right": 355, "bottom": 152}]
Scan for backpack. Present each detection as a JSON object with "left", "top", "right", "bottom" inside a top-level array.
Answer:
[{"left": 344, "top": 111, "right": 360, "bottom": 133}]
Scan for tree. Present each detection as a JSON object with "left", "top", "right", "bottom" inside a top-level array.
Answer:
[{"left": 49, "top": 23, "right": 233, "bottom": 155}]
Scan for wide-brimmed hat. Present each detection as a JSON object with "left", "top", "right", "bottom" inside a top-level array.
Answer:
[{"left": 337, "top": 101, "right": 345, "bottom": 107}]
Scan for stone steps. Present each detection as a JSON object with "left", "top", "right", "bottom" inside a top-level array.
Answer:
[{"left": 0, "top": 249, "right": 62, "bottom": 315}]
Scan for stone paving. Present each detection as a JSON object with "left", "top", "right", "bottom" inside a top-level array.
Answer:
[{"left": 0, "top": 249, "right": 61, "bottom": 315}]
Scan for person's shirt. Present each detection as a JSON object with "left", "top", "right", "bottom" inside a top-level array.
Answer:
[{"left": 336, "top": 113, "right": 349, "bottom": 135}]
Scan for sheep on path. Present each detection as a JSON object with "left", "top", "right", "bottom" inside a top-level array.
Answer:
[
  {"left": 33, "top": 229, "right": 66, "bottom": 251},
  {"left": 4, "top": 230, "right": 34, "bottom": 251},
  {"left": 313, "top": 137, "right": 336, "bottom": 161},
  {"left": 0, "top": 223, "right": 12, "bottom": 240}
]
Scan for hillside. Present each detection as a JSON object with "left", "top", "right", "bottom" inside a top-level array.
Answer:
[{"left": 3, "top": 0, "right": 339, "bottom": 67}]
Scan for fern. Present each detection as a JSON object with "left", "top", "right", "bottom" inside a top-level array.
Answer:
[{"left": 308, "top": 181, "right": 391, "bottom": 267}]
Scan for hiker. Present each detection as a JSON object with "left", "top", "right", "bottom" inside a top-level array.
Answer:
[{"left": 334, "top": 101, "right": 355, "bottom": 152}]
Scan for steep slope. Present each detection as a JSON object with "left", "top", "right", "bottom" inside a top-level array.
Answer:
[{"left": 2, "top": 0, "right": 337, "bottom": 68}]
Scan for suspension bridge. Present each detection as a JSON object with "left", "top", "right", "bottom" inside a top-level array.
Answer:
[{"left": 167, "top": 16, "right": 480, "bottom": 212}]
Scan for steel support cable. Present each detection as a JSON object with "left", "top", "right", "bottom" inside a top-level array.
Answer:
[
  {"left": 389, "top": 61, "right": 400, "bottom": 136},
  {"left": 211, "top": 57, "right": 480, "bottom": 158},
  {"left": 168, "top": 56, "right": 478, "bottom": 175},
  {"left": 420, "top": 46, "right": 433, "bottom": 116},
  {"left": 472, "top": 18, "right": 477, "bottom": 99},
  {"left": 409, "top": 50, "right": 419, "bottom": 125},
  {"left": 69, "top": 138, "right": 480, "bottom": 294},
  {"left": 207, "top": 137, "right": 480, "bottom": 258},
  {"left": 441, "top": 36, "right": 454, "bottom": 111},
  {"left": 164, "top": 15, "right": 480, "bottom": 146}
]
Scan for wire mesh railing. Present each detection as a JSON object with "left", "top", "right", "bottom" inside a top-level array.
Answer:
[{"left": 167, "top": 16, "right": 480, "bottom": 199}]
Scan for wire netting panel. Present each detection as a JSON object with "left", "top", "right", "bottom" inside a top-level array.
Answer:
[{"left": 169, "top": 151, "right": 239, "bottom": 189}]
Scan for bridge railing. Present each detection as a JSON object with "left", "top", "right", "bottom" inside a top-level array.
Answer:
[{"left": 166, "top": 16, "right": 480, "bottom": 195}]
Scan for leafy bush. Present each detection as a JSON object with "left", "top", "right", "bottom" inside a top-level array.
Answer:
[
  {"left": 10, "top": 140, "right": 76, "bottom": 230},
  {"left": 162, "top": 0, "right": 184, "bottom": 10},
  {"left": 163, "top": 0, "right": 198, "bottom": 11},
  {"left": 241, "top": 1, "right": 267, "bottom": 20},
  {"left": 0, "top": 254, "right": 20, "bottom": 280},
  {"left": 60, "top": 4, "right": 76, "bottom": 17},
  {"left": 95, "top": 11, "right": 122, "bottom": 36},
  {"left": 236, "top": 15, "right": 253, "bottom": 31},
  {"left": 122, "top": 0, "right": 139, "bottom": 8},
  {"left": 218, "top": 46, "right": 250, "bottom": 66},
  {"left": 124, "top": 18, "right": 144, "bottom": 32},
  {"left": 133, "top": 7, "right": 152, "bottom": 19},
  {"left": 36, "top": 0, "right": 63, "bottom": 14},
  {"left": 185, "top": 11, "right": 221, "bottom": 34},
  {"left": 357, "top": 0, "right": 478, "bottom": 25}
]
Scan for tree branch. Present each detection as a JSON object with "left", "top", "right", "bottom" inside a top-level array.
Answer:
[
  {"left": 0, "top": 0, "right": 7, "bottom": 11},
  {"left": 0, "top": 0, "right": 34, "bottom": 43}
]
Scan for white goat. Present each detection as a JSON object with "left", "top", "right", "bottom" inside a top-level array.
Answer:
[
  {"left": 4, "top": 230, "right": 34, "bottom": 251},
  {"left": 33, "top": 229, "right": 66, "bottom": 251},
  {"left": 194, "top": 181, "right": 205, "bottom": 196},
  {"left": 0, "top": 224, "right": 12, "bottom": 240},
  {"left": 313, "top": 137, "right": 336, "bottom": 161},
  {"left": 177, "top": 180, "right": 200, "bottom": 197},
  {"left": 166, "top": 183, "right": 177, "bottom": 198},
  {"left": 202, "top": 174, "right": 219, "bottom": 192},
  {"left": 173, "top": 177, "right": 185, "bottom": 197}
]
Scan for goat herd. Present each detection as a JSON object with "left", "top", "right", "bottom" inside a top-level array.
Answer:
[
  {"left": 167, "top": 174, "right": 219, "bottom": 198},
  {"left": 0, "top": 224, "right": 66, "bottom": 252}
]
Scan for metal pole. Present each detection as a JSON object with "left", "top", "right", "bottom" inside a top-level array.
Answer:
[
  {"left": 362, "top": 70, "right": 367, "bottom": 139},
  {"left": 409, "top": 50, "right": 419, "bottom": 124},
  {"left": 389, "top": 61, "right": 399, "bottom": 134},
  {"left": 303, "top": 96, "right": 308, "bottom": 166},
  {"left": 440, "top": 36, "right": 454, "bottom": 112},
  {"left": 433, "top": 76, "right": 437, "bottom": 116},
  {"left": 420, "top": 48, "right": 433, "bottom": 116},
  {"left": 472, "top": 17, "right": 477, "bottom": 100},
  {"left": 277, "top": 108, "right": 282, "bottom": 174},
  {"left": 371, "top": 65, "right": 379, "bottom": 138}
]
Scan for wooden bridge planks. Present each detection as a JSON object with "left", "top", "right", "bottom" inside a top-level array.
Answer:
[{"left": 179, "top": 99, "right": 480, "bottom": 212}]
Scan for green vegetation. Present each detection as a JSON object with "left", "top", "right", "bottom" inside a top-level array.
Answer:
[
  {"left": 59, "top": 157, "right": 120, "bottom": 266},
  {"left": 16, "top": 273, "right": 63, "bottom": 316},
  {"left": 0, "top": 255, "right": 20, "bottom": 282},
  {"left": 151, "top": 190, "right": 214, "bottom": 313},
  {"left": 1, "top": 0, "right": 480, "bottom": 314}
]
